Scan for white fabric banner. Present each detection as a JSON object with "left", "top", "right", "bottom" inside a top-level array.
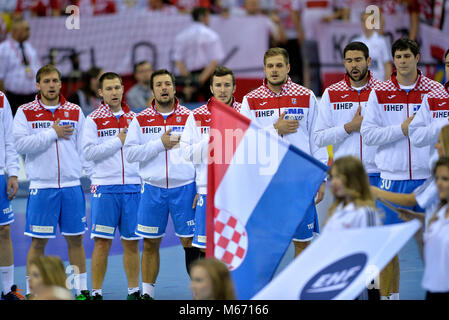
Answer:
[
  {"left": 27, "top": 13, "right": 270, "bottom": 78},
  {"left": 253, "top": 220, "right": 421, "bottom": 300}
]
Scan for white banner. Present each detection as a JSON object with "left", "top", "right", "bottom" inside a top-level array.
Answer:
[
  {"left": 253, "top": 220, "right": 421, "bottom": 300},
  {"left": 27, "top": 13, "right": 270, "bottom": 78}
]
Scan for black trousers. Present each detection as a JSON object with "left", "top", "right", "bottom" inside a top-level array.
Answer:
[{"left": 5, "top": 91, "right": 37, "bottom": 116}]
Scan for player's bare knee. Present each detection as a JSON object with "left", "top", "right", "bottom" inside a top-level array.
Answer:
[
  {"left": 121, "top": 239, "right": 139, "bottom": 253},
  {"left": 65, "top": 235, "right": 84, "bottom": 248},
  {"left": 0, "top": 224, "right": 11, "bottom": 240},
  {"left": 31, "top": 237, "right": 48, "bottom": 250},
  {"left": 179, "top": 236, "right": 193, "bottom": 248},
  {"left": 143, "top": 238, "right": 161, "bottom": 252},
  {"left": 94, "top": 237, "right": 112, "bottom": 251}
]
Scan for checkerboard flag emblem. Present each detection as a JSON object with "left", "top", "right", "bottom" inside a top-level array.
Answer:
[
  {"left": 214, "top": 210, "right": 248, "bottom": 271},
  {"left": 206, "top": 98, "right": 328, "bottom": 299}
]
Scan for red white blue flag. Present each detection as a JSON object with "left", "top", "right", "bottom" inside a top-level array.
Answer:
[{"left": 206, "top": 98, "right": 328, "bottom": 299}]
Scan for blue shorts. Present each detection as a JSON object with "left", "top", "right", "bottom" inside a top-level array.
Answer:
[
  {"left": 0, "top": 175, "right": 14, "bottom": 226},
  {"left": 192, "top": 194, "right": 206, "bottom": 249},
  {"left": 292, "top": 202, "right": 319, "bottom": 242},
  {"left": 90, "top": 185, "right": 141, "bottom": 240},
  {"left": 378, "top": 178, "right": 426, "bottom": 225},
  {"left": 368, "top": 173, "right": 381, "bottom": 187},
  {"left": 25, "top": 186, "right": 86, "bottom": 238},
  {"left": 136, "top": 183, "right": 195, "bottom": 238}
]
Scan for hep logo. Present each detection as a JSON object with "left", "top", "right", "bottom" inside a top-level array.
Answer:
[{"left": 299, "top": 253, "right": 367, "bottom": 300}]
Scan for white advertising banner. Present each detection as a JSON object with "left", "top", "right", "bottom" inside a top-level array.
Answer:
[
  {"left": 253, "top": 220, "right": 421, "bottom": 300},
  {"left": 27, "top": 13, "right": 270, "bottom": 78}
]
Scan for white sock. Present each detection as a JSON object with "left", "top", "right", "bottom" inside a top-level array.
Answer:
[
  {"left": 128, "top": 287, "right": 140, "bottom": 295},
  {"left": 74, "top": 273, "right": 88, "bottom": 295},
  {"left": 92, "top": 289, "right": 102, "bottom": 296},
  {"left": 380, "top": 296, "right": 389, "bottom": 300},
  {"left": 0, "top": 265, "right": 14, "bottom": 294},
  {"left": 389, "top": 293, "right": 399, "bottom": 300},
  {"left": 142, "top": 283, "right": 155, "bottom": 298},
  {"left": 26, "top": 275, "right": 31, "bottom": 295}
]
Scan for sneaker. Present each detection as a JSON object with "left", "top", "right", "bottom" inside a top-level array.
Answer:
[
  {"left": 91, "top": 293, "right": 103, "bottom": 300},
  {"left": 141, "top": 293, "right": 154, "bottom": 300},
  {"left": 126, "top": 290, "right": 141, "bottom": 300},
  {"left": 76, "top": 290, "right": 91, "bottom": 300},
  {"left": 1, "top": 285, "right": 25, "bottom": 300}
]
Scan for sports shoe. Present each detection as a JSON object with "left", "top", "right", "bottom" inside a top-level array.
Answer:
[
  {"left": 126, "top": 290, "right": 141, "bottom": 300},
  {"left": 91, "top": 293, "right": 103, "bottom": 300},
  {"left": 141, "top": 293, "right": 154, "bottom": 300},
  {"left": 1, "top": 285, "right": 25, "bottom": 300},
  {"left": 76, "top": 290, "right": 91, "bottom": 300}
]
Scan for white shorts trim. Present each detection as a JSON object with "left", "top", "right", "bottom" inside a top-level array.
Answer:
[
  {"left": 121, "top": 235, "right": 143, "bottom": 241},
  {"left": 175, "top": 233, "right": 194, "bottom": 238},
  {"left": 61, "top": 231, "right": 86, "bottom": 237},
  {"left": 0, "top": 219, "right": 14, "bottom": 226},
  {"left": 24, "top": 232, "right": 55, "bottom": 239},
  {"left": 136, "top": 232, "right": 165, "bottom": 239},
  {"left": 90, "top": 233, "right": 115, "bottom": 240}
]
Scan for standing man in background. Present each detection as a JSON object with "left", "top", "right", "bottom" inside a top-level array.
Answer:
[
  {"left": 173, "top": 7, "right": 224, "bottom": 102},
  {"left": 0, "top": 18, "right": 41, "bottom": 115},
  {"left": 126, "top": 61, "right": 153, "bottom": 112}
]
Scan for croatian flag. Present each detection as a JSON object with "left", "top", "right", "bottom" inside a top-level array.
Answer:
[{"left": 206, "top": 98, "right": 328, "bottom": 299}]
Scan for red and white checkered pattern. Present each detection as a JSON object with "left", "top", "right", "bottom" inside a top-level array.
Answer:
[
  {"left": 374, "top": 71, "right": 444, "bottom": 93},
  {"left": 20, "top": 95, "right": 81, "bottom": 112},
  {"left": 327, "top": 72, "right": 382, "bottom": 92},
  {"left": 214, "top": 210, "right": 248, "bottom": 271},
  {"left": 245, "top": 77, "right": 312, "bottom": 99}
]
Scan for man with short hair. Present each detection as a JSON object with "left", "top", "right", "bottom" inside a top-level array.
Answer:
[
  {"left": 314, "top": 41, "right": 382, "bottom": 187},
  {"left": 0, "top": 92, "right": 21, "bottom": 300},
  {"left": 13, "top": 65, "right": 92, "bottom": 300},
  {"left": 240, "top": 47, "right": 328, "bottom": 258},
  {"left": 124, "top": 69, "right": 196, "bottom": 300},
  {"left": 82, "top": 72, "right": 142, "bottom": 300},
  {"left": 126, "top": 61, "right": 153, "bottom": 112},
  {"left": 361, "top": 38, "right": 444, "bottom": 300},
  {"left": 0, "top": 18, "right": 41, "bottom": 115},
  {"left": 180, "top": 66, "right": 241, "bottom": 255}
]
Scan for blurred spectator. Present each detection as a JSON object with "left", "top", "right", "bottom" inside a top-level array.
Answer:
[
  {"left": 126, "top": 60, "right": 153, "bottom": 112},
  {"left": 68, "top": 66, "right": 104, "bottom": 116},
  {"left": 147, "top": 0, "right": 178, "bottom": 13},
  {"left": 90, "top": 0, "right": 117, "bottom": 15},
  {"left": 170, "top": 0, "right": 210, "bottom": 14},
  {"left": 231, "top": 0, "right": 287, "bottom": 47},
  {"left": 0, "top": 17, "right": 41, "bottom": 116},
  {"left": 0, "top": 13, "right": 12, "bottom": 43},
  {"left": 173, "top": 6, "right": 224, "bottom": 102},
  {"left": 0, "top": 1, "right": 18, "bottom": 14},
  {"left": 190, "top": 258, "right": 236, "bottom": 300},
  {"left": 353, "top": 11, "right": 392, "bottom": 81},
  {"left": 14, "top": 0, "right": 63, "bottom": 17},
  {"left": 269, "top": 0, "right": 304, "bottom": 84},
  {"left": 379, "top": 0, "right": 419, "bottom": 40},
  {"left": 115, "top": 0, "right": 147, "bottom": 13},
  {"left": 28, "top": 256, "right": 68, "bottom": 299}
]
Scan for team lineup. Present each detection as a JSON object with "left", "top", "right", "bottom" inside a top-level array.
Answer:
[{"left": 0, "top": 37, "right": 449, "bottom": 300}]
